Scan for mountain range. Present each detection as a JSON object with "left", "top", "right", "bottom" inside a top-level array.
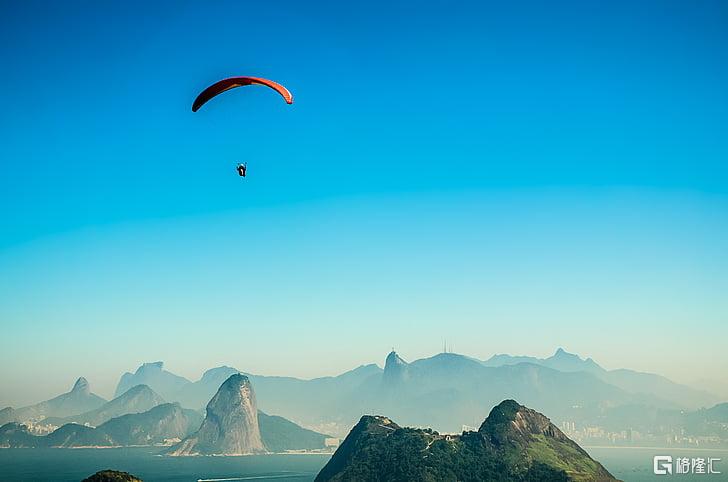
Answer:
[
  {"left": 481, "top": 348, "right": 714, "bottom": 410},
  {"left": 1, "top": 376, "right": 329, "bottom": 453},
  {"left": 0, "top": 402, "right": 200, "bottom": 448},
  {"left": 99, "top": 349, "right": 721, "bottom": 437},
  {"left": 43, "top": 384, "right": 166, "bottom": 427},
  {"left": 1, "top": 348, "right": 723, "bottom": 441}
]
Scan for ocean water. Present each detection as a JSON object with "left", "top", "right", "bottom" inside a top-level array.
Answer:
[
  {"left": 0, "top": 447, "right": 726, "bottom": 481},
  {"left": 0, "top": 448, "right": 329, "bottom": 482},
  {"left": 586, "top": 447, "right": 728, "bottom": 482}
]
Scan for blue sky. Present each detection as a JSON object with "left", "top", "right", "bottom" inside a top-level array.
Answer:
[{"left": 1, "top": 0, "right": 727, "bottom": 405}]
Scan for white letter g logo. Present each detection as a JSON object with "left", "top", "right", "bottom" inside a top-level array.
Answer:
[{"left": 654, "top": 456, "right": 673, "bottom": 475}]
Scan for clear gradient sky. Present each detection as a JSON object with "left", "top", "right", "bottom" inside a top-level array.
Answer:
[{"left": 1, "top": 0, "right": 727, "bottom": 407}]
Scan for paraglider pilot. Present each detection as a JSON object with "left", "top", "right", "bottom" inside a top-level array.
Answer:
[{"left": 237, "top": 163, "right": 247, "bottom": 177}]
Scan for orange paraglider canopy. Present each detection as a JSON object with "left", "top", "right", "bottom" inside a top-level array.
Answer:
[{"left": 192, "top": 76, "right": 293, "bottom": 112}]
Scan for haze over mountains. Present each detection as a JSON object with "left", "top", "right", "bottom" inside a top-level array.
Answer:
[
  {"left": 107, "top": 349, "right": 718, "bottom": 420},
  {"left": 1, "top": 374, "right": 330, "bottom": 453},
  {"left": 0, "top": 377, "right": 106, "bottom": 425},
  {"left": 2, "top": 348, "right": 724, "bottom": 442},
  {"left": 481, "top": 348, "right": 715, "bottom": 410},
  {"left": 77, "top": 348, "right": 722, "bottom": 439},
  {"left": 42, "top": 384, "right": 167, "bottom": 427}
]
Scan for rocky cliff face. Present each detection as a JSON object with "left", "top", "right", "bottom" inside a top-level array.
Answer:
[
  {"left": 382, "top": 351, "right": 408, "bottom": 385},
  {"left": 316, "top": 399, "right": 619, "bottom": 482},
  {"left": 166, "top": 374, "right": 265, "bottom": 455}
]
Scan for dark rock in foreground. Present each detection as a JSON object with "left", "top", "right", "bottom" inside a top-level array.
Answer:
[
  {"left": 81, "top": 470, "right": 142, "bottom": 482},
  {"left": 316, "top": 399, "right": 619, "bottom": 482}
]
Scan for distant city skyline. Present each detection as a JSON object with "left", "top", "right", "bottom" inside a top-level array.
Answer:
[{"left": 1, "top": 0, "right": 727, "bottom": 407}]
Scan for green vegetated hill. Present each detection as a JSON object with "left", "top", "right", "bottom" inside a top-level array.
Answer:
[{"left": 315, "top": 400, "right": 618, "bottom": 482}]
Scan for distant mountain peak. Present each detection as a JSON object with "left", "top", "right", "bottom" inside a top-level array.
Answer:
[
  {"left": 383, "top": 351, "right": 408, "bottom": 385},
  {"left": 137, "top": 361, "right": 164, "bottom": 373},
  {"left": 385, "top": 351, "right": 407, "bottom": 369},
  {"left": 71, "top": 377, "right": 90, "bottom": 394},
  {"left": 114, "top": 362, "right": 191, "bottom": 400},
  {"left": 200, "top": 366, "right": 239, "bottom": 381},
  {"left": 552, "top": 347, "right": 576, "bottom": 358}
]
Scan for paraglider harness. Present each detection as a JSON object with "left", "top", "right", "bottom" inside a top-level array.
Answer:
[{"left": 237, "top": 163, "right": 247, "bottom": 177}]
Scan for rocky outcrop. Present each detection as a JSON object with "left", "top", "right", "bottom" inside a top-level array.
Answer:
[
  {"left": 382, "top": 350, "right": 408, "bottom": 385},
  {"left": 81, "top": 470, "right": 143, "bottom": 482},
  {"left": 165, "top": 374, "right": 265, "bottom": 455}
]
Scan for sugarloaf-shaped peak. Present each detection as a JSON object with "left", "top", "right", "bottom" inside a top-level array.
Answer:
[
  {"left": 71, "top": 377, "right": 91, "bottom": 394},
  {"left": 166, "top": 373, "right": 265, "bottom": 455}
]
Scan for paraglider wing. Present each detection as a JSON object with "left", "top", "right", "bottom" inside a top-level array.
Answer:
[{"left": 192, "top": 76, "right": 293, "bottom": 112}]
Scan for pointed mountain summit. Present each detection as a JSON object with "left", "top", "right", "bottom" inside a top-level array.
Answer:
[
  {"left": 542, "top": 348, "right": 605, "bottom": 375},
  {"left": 382, "top": 350, "right": 408, "bottom": 385},
  {"left": 71, "top": 377, "right": 91, "bottom": 394},
  {"left": 166, "top": 374, "right": 265, "bottom": 456},
  {"left": 0, "top": 377, "right": 106, "bottom": 424}
]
